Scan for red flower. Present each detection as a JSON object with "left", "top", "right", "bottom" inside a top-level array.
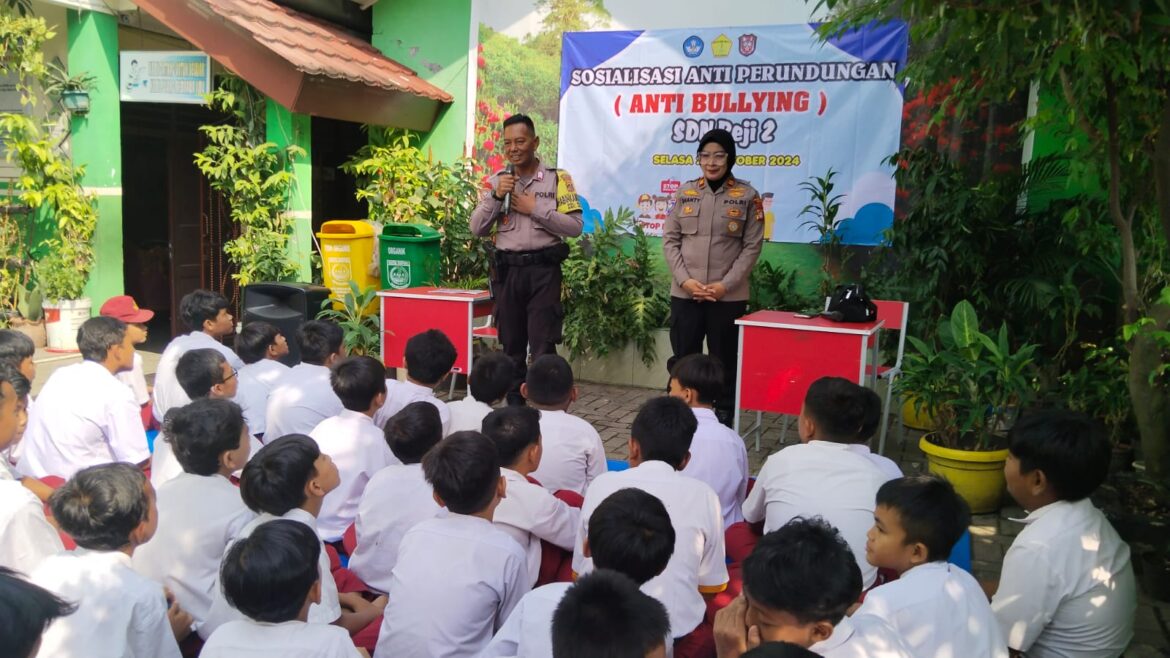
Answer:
[
  {"left": 478, "top": 101, "right": 489, "bottom": 113},
  {"left": 503, "top": 112, "right": 511, "bottom": 120},
  {"left": 487, "top": 112, "right": 499, "bottom": 123},
  {"left": 477, "top": 79, "right": 483, "bottom": 89},
  {"left": 491, "top": 130, "right": 499, "bottom": 140},
  {"left": 478, "top": 44, "right": 484, "bottom": 52},
  {"left": 487, "top": 154, "right": 504, "bottom": 171},
  {"left": 477, "top": 55, "right": 486, "bottom": 69},
  {"left": 483, "top": 140, "right": 495, "bottom": 151},
  {"left": 477, "top": 125, "right": 487, "bottom": 134}
]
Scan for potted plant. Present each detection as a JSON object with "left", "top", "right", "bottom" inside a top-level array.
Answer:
[{"left": 898, "top": 300, "right": 1040, "bottom": 513}]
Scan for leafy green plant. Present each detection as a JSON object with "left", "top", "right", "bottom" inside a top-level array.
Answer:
[
  {"left": 194, "top": 77, "right": 302, "bottom": 288},
  {"left": 747, "top": 260, "right": 819, "bottom": 313},
  {"left": 316, "top": 281, "right": 381, "bottom": 357},
  {"left": 1058, "top": 342, "right": 1134, "bottom": 447},
  {"left": 43, "top": 62, "right": 94, "bottom": 97},
  {"left": 561, "top": 207, "right": 669, "bottom": 366},
  {"left": 798, "top": 168, "right": 849, "bottom": 298},
  {"left": 898, "top": 300, "right": 1040, "bottom": 451}
]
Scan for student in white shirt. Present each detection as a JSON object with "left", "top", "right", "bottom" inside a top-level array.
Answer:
[
  {"left": 0, "top": 366, "right": 63, "bottom": 574},
  {"left": 713, "top": 517, "right": 913, "bottom": 658},
  {"left": 201, "top": 435, "right": 386, "bottom": 648},
  {"left": 991, "top": 411, "right": 1136, "bottom": 658},
  {"left": 574, "top": 396, "right": 728, "bottom": 649},
  {"left": 445, "top": 350, "right": 511, "bottom": 435},
  {"left": 202, "top": 519, "right": 361, "bottom": 658},
  {"left": 485, "top": 487, "right": 675, "bottom": 658},
  {"left": 524, "top": 354, "right": 606, "bottom": 495},
  {"left": 153, "top": 289, "right": 244, "bottom": 424},
  {"left": 372, "top": 328, "right": 455, "bottom": 434},
  {"left": 31, "top": 463, "right": 193, "bottom": 657},
  {"left": 132, "top": 399, "right": 255, "bottom": 632},
  {"left": 266, "top": 320, "right": 345, "bottom": 439},
  {"left": 310, "top": 356, "right": 398, "bottom": 542},
  {"left": 348, "top": 402, "right": 443, "bottom": 594},
  {"left": 668, "top": 354, "right": 748, "bottom": 527},
  {"left": 17, "top": 317, "right": 149, "bottom": 478},
  {"left": 234, "top": 321, "right": 290, "bottom": 439},
  {"left": 100, "top": 295, "right": 155, "bottom": 423},
  {"left": 375, "top": 431, "right": 529, "bottom": 658},
  {"left": 483, "top": 406, "right": 580, "bottom": 588},
  {"left": 552, "top": 570, "right": 672, "bottom": 658},
  {"left": 741, "top": 377, "right": 894, "bottom": 589},
  {"left": 858, "top": 475, "right": 1008, "bottom": 658}
]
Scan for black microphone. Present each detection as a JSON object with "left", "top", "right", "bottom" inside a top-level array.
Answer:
[{"left": 502, "top": 164, "right": 514, "bottom": 215}]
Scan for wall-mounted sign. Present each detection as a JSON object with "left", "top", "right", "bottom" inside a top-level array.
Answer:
[{"left": 120, "top": 51, "right": 211, "bottom": 104}]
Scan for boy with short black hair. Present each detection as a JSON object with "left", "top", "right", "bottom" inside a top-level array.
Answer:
[
  {"left": 991, "top": 410, "right": 1136, "bottom": 657},
  {"left": 234, "top": 321, "right": 290, "bottom": 438},
  {"left": 100, "top": 295, "right": 156, "bottom": 423},
  {"left": 574, "top": 396, "right": 727, "bottom": 653},
  {"left": 30, "top": 463, "right": 191, "bottom": 657},
  {"left": 348, "top": 401, "right": 444, "bottom": 594},
  {"left": 552, "top": 569, "right": 672, "bottom": 658},
  {"left": 485, "top": 486, "right": 676, "bottom": 657},
  {"left": 446, "top": 350, "right": 512, "bottom": 435},
  {"left": 858, "top": 475, "right": 1007, "bottom": 658},
  {"left": 741, "top": 376, "right": 893, "bottom": 588},
  {"left": 373, "top": 329, "right": 455, "bottom": 434},
  {"left": 374, "top": 431, "right": 528, "bottom": 658},
  {"left": 266, "top": 320, "right": 346, "bottom": 438},
  {"left": 0, "top": 567, "right": 77, "bottom": 658},
  {"left": 310, "top": 355, "right": 397, "bottom": 542},
  {"left": 669, "top": 354, "right": 748, "bottom": 527},
  {"left": 714, "top": 517, "right": 912, "bottom": 658},
  {"left": 523, "top": 354, "right": 606, "bottom": 495},
  {"left": 153, "top": 289, "right": 243, "bottom": 423},
  {"left": 0, "top": 329, "right": 35, "bottom": 382},
  {"left": 483, "top": 405, "right": 580, "bottom": 588},
  {"left": 844, "top": 383, "right": 901, "bottom": 479},
  {"left": 132, "top": 398, "right": 255, "bottom": 635},
  {"left": 201, "top": 519, "right": 361, "bottom": 657}
]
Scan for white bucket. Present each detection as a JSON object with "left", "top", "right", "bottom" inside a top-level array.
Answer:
[{"left": 43, "top": 298, "right": 92, "bottom": 352}]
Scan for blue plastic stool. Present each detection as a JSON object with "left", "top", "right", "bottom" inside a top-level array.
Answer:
[
  {"left": 948, "top": 529, "right": 973, "bottom": 573},
  {"left": 606, "top": 459, "right": 630, "bottom": 472}
]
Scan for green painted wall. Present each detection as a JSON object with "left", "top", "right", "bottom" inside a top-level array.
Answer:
[
  {"left": 68, "top": 10, "right": 123, "bottom": 305},
  {"left": 1027, "top": 86, "right": 1102, "bottom": 208},
  {"left": 371, "top": 0, "right": 471, "bottom": 162},
  {"left": 266, "top": 101, "right": 314, "bottom": 281}
]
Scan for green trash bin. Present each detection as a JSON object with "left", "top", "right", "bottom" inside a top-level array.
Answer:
[{"left": 379, "top": 223, "right": 442, "bottom": 290}]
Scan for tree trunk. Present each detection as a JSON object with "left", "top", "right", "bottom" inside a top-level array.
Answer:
[{"left": 1129, "top": 302, "right": 1170, "bottom": 489}]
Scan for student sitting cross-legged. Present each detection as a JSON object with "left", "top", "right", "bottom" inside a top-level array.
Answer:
[
  {"left": 31, "top": 463, "right": 193, "bottom": 657},
  {"left": 990, "top": 410, "right": 1136, "bottom": 657},
  {"left": 0, "top": 567, "right": 77, "bottom": 658},
  {"left": 201, "top": 519, "right": 362, "bottom": 658},
  {"left": 524, "top": 354, "right": 607, "bottom": 496},
  {"left": 132, "top": 399, "right": 256, "bottom": 637},
  {"left": 551, "top": 569, "right": 672, "bottom": 658},
  {"left": 445, "top": 350, "right": 512, "bottom": 435},
  {"left": 713, "top": 517, "right": 912, "bottom": 658},
  {"left": 233, "top": 321, "right": 290, "bottom": 440},
  {"left": 347, "top": 401, "right": 443, "bottom": 595},
  {"left": 373, "top": 328, "right": 455, "bottom": 435},
  {"left": 374, "top": 431, "right": 529, "bottom": 658},
  {"left": 857, "top": 475, "right": 1008, "bottom": 658},
  {"left": 484, "top": 486, "right": 676, "bottom": 658}
]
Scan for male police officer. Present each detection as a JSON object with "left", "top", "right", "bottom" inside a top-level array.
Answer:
[
  {"left": 663, "top": 128, "right": 765, "bottom": 426},
  {"left": 470, "top": 114, "right": 583, "bottom": 404}
]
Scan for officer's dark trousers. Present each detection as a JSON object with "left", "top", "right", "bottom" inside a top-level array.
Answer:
[
  {"left": 667, "top": 296, "right": 748, "bottom": 421},
  {"left": 496, "top": 263, "right": 564, "bottom": 403}
]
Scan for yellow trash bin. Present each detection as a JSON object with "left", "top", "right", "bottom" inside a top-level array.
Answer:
[{"left": 315, "top": 220, "right": 378, "bottom": 313}]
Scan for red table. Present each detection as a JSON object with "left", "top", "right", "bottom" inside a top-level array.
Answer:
[
  {"left": 378, "top": 287, "right": 494, "bottom": 377},
  {"left": 734, "top": 310, "right": 883, "bottom": 448}
]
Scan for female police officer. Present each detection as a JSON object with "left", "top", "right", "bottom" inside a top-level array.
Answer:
[{"left": 662, "top": 128, "right": 765, "bottom": 427}]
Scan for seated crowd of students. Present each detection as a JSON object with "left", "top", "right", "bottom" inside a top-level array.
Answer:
[{"left": 0, "top": 289, "right": 1138, "bottom": 658}]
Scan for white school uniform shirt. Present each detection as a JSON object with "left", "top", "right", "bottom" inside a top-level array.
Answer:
[
  {"left": 153, "top": 331, "right": 245, "bottom": 423},
  {"left": 116, "top": 351, "right": 151, "bottom": 406},
  {"left": 132, "top": 473, "right": 255, "bottom": 629},
  {"left": 445, "top": 396, "right": 495, "bottom": 435},
  {"left": 493, "top": 467, "right": 581, "bottom": 589},
  {"left": 373, "top": 379, "right": 451, "bottom": 435},
  {"left": 309, "top": 409, "right": 400, "bottom": 542},
  {"left": 742, "top": 440, "right": 892, "bottom": 588},
  {"left": 265, "top": 363, "right": 344, "bottom": 439},
  {"left": 573, "top": 461, "right": 728, "bottom": 638},
  {"left": 991, "top": 498, "right": 1136, "bottom": 658},
  {"left": 857, "top": 561, "right": 1008, "bottom": 658},
  {"left": 0, "top": 467, "right": 64, "bottom": 575},
  {"left": 202, "top": 619, "right": 361, "bottom": 658},
  {"left": 845, "top": 443, "right": 903, "bottom": 480},
  {"left": 200, "top": 508, "right": 343, "bottom": 640},
  {"left": 530, "top": 409, "right": 607, "bottom": 495},
  {"left": 235, "top": 359, "right": 290, "bottom": 437},
  {"left": 31, "top": 549, "right": 182, "bottom": 658},
  {"left": 680, "top": 407, "right": 749, "bottom": 527},
  {"left": 374, "top": 514, "right": 529, "bottom": 658},
  {"left": 348, "top": 463, "right": 440, "bottom": 594},
  {"left": 810, "top": 613, "right": 915, "bottom": 658},
  {"left": 17, "top": 361, "right": 149, "bottom": 478}
]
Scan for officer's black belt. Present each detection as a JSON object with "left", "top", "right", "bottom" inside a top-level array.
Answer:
[{"left": 495, "top": 243, "right": 569, "bottom": 267}]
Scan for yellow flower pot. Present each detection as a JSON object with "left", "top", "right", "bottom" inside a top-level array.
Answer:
[
  {"left": 919, "top": 435, "right": 1008, "bottom": 514},
  {"left": 902, "top": 397, "right": 938, "bottom": 431}
]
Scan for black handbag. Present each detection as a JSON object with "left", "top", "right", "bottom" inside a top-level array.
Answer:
[{"left": 823, "top": 284, "right": 878, "bottom": 323}]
